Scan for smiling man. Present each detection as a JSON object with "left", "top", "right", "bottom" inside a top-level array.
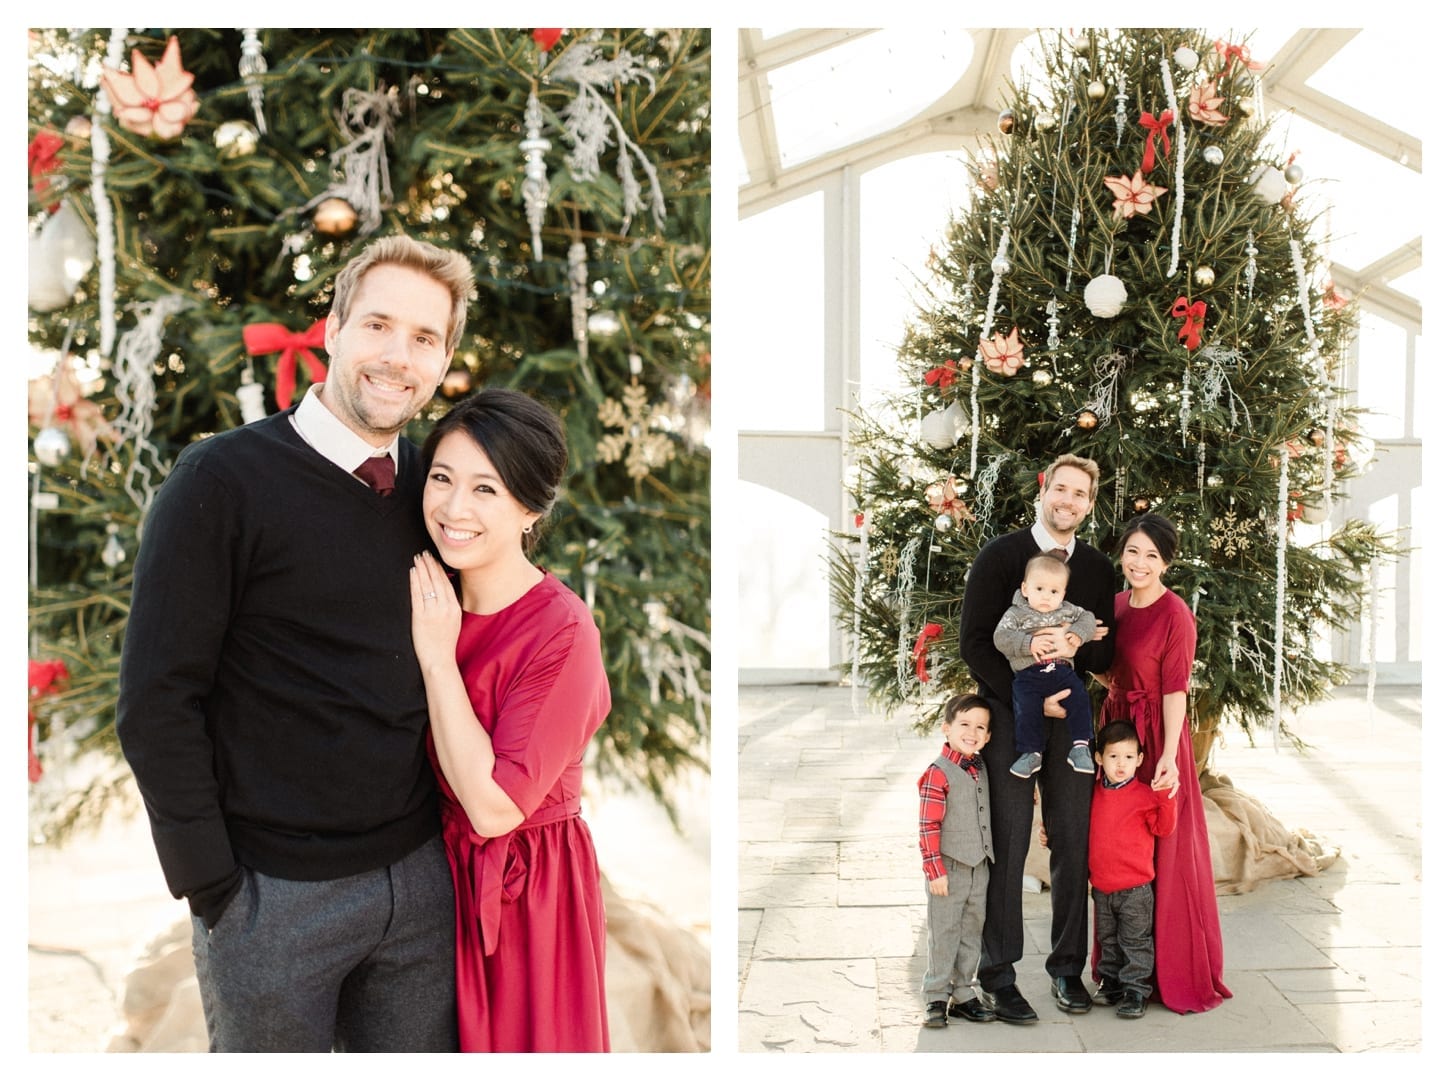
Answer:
[
  {"left": 117, "top": 236, "right": 474, "bottom": 1052},
  {"left": 957, "top": 454, "right": 1117, "bottom": 1025}
]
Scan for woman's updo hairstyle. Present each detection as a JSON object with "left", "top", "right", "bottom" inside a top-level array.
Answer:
[
  {"left": 422, "top": 388, "right": 567, "bottom": 554},
  {"left": 1114, "top": 512, "right": 1178, "bottom": 565}
]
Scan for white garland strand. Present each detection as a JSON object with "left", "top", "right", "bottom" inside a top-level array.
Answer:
[
  {"left": 973, "top": 452, "right": 1009, "bottom": 526},
  {"left": 1289, "top": 239, "right": 1325, "bottom": 361},
  {"left": 298, "top": 85, "right": 400, "bottom": 238},
  {"left": 1272, "top": 447, "right": 1289, "bottom": 743},
  {"left": 1365, "top": 554, "right": 1379, "bottom": 707},
  {"left": 114, "top": 294, "right": 194, "bottom": 521},
  {"left": 894, "top": 534, "right": 924, "bottom": 700},
  {"left": 1065, "top": 205, "right": 1080, "bottom": 291},
  {"left": 92, "top": 27, "right": 129, "bottom": 358},
  {"left": 568, "top": 239, "right": 589, "bottom": 356},
  {"left": 1161, "top": 58, "right": 1185, "bottom": 278},
  {"left": 1081, "top": 351, "right": 1126, "bottom": 427},
  {"left": 972, "top": 226, "right": 1011, "bottom": 477},
  {"left": 851, "top": 509, "right": 870, "bottom": 711},
  {"left": 1196, "top": 345, "right": 1250, "bottom": 431},
  {"left": 550, "top": 32, "right": 666, "bottom": 232}
]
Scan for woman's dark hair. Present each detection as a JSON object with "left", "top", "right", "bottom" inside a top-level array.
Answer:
[
  {"left": 422, "top": 389, "right": 567, "bottom": 554},
  {"left": 1114, "top": 512, "right": 1178, "bottom": 565}
]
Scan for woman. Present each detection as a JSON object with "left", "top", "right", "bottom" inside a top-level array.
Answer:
[
  {"left": 1099, "top": 513, "right": 1230, "bottom": 1014},
  {"left": 409, "top": 388, "right": 610, "bottom": 1052}
]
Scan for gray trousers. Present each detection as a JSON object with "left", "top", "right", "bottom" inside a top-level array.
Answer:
[
  {"left": 191, "top": 834, "right": 457, "bottom": 1052},
  {"left": 922, "top": 855, "right": 990, "bottom": 1004},
  {"left": 1092, "top": 882, "right": 1155, "bottom": 997}
]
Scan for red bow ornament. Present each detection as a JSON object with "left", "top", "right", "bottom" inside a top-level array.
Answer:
[
  {"left": 1104, "top": 171, "right": 1168, "bottom": 221},
  {"left": 532, "top": 29, "right": 563, "bottom": 51},
  {"left": 979, "top": 327, "right": 1024, "bottom": 376},
  {"left": 1170, "top": 297, "right": 1207, "bottom": 351},
  {"left": 1138, "top": 109, "right": 1174, "bottom": 174},
  {"left": 913, "top": 623, "right": 944, "bottom": 683},
  {"left": 29, "top": 130, "right": 65, "bottom": 212},
  {"left": 924, "top": 358, "right": 960, "bottom": 389},
  {"left": 244, "top": 318, "right": 329, "bottom": 408},
  {"left": 1188, "top": 83, "right": 1229, "bottom": 126},
  {"left": 1215, "top": 40, "right": 1265, "bottom": 77},
  {"left": 99, "top": 35, "right": 200, "bottom": 140},
  {"left": 28, "top": 658, "right": 70, "bottom": 783}
]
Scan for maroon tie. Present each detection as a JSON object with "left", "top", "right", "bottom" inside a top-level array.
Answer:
[
  {"left": 354, "top": 454, "right": 395, "bottom": 497},
  {"left": 1049, "top": 547, "right": 1069, "bottom": 562}
]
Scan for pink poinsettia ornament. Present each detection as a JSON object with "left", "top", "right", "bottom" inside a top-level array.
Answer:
[
  {"left": 100, "top": 35, "right": 200, "bottom": 139},
  {"left": 1188, "top": 82, "right": 1229, "bottom": 126},
  {"left": 1104, "top": 170, "right": 1168, "bottom": 220},
  {"left": 979, "top": 327, "right": 1025, "bottom": 375}
]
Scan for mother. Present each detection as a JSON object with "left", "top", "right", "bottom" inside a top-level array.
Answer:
[
  {"left": 409, "top": 388, "right": 610, "bottom": 1052},
  {"left": 1099, "top": 513, "right": 1230, "bottom": 1014}
]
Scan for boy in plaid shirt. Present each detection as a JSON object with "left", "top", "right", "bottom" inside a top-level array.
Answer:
[{"left": 918, "top": 693, "right": 997, "bottom": 1028}]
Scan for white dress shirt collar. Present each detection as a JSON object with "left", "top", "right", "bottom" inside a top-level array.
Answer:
[
  {"left": 291, "top": 384, "right": 398, "bottom": 474},
  {"left": 1031, "top": 520, "right": 1077, "bottom": 559}
]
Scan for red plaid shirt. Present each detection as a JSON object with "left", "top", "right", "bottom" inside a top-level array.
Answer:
[{"left": 918, "top": 743, "right": 983, "bottom": 882}]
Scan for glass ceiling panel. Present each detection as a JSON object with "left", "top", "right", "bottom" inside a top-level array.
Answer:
[
  {"left": 768, "top": 28, "right": 975, "bottom": 168},
  {"left": 1307, "top": 31, "right": 1423, "bottom": 141}
]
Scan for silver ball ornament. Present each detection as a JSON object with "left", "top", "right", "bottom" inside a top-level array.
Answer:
[
  {"left": 1284, "top": 163, "right": 1304, "bottom": 185},
  {"left": 101, "top": 525, "right": 126, "bottom": 568},
  {"left": 934, "top": 513, "right": 954, "bottom": 532},
  {"left": 1174, "top": 46, "right": 1200, "bottom": 70},
  {"left": 1194, "top": 265, "right": 1216, "bottom": 288},
  {"left": 1034, "top": 112, "right": 1056, "bottom": 132},
  {"left": 1032, "top": 368, "right": 1052, "bottom": 386},
  {"left": 1087, "top": 80, "right": 1106, "bottom": 100},
  {"left": 1206, "top": 474, "right": 1223, "bottom": 487},
  {"left": 997, "top": 109, "right": 1016, "bottom": 135},
  {"left": 1203, "top": 145, "right": 1224, "bottom": 166},
  {"left": 34, "top": 426, "right": 71, "bottom": 466}
]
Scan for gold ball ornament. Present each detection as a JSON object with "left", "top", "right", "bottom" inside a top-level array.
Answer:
[
  {"left": 1133, "top": 496, "right": 1151, "bottom": 513},
  {"left": 214, "top": 119, "right": 260, "bottom": 159},
  {"left": 997, "top": 109, "right": 1016, "bottom": 135},
  {"left": 1194, "top": 265, "right": 1215, "bottom": 288},
  {"left": 1206, "top": 474, "right": 1224, "bottom": 487},
  {"left": 1087, "top": 79, "right": 1107, "bottom": 100},
  {"left": 65, "top": 115, "right": 92, "bottom": 140},
  {"left": 1034, "top": 112, "right": 1056, "bottom": 132},
  {"left": 1309, "top": 428, "right": 1326, "bottom": 446},
  {"left": 1071, "top": 34, "right": 1091, "bottom": 56},
  {"left": 1237, "top": 97, "right": 1258, "bottom": 119},
  {"left": 1076, "top": 409, "right": 1099, "bottom": 430},
  {"left": 1032, "top": 368, "right": 1052, "bottom": 386},
  {"left": 312, "top": 197, "right": 358, "bottom": 236},
  {"left": 440, "top": 368, "right": 473, "bottom": 399}
]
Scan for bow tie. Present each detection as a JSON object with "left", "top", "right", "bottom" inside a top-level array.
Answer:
[{"left": 958, "top": 755, "right": 983, "bottom": 778}]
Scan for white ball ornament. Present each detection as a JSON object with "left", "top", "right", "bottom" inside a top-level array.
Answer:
[
  {"left": 28, "top": 203, "right": 96, "bottom": 313},
  {"left": 1298, "top": 494, "right": 1330, "bottom": 526},
  {"left": 34, "top": 426, "right": 71, "bottom": 466},
  {"left": 1087, "top": 80, "right": 1106, "bottom": 100},
  {"left": 919, "top": 402, "right": 968, "bottom": 450},
  {"left": 991, "top": 255, "right": 1011, "bottom": 276},
  {"left": 1084, "top": 273, "right": 1127, "bottom": 318},
  {"left": 1174, "top": 46, "right": 1199, "bottom": 70},
  {"left": 1249, "top": 164, "right": 1287, "bottom": 204}
]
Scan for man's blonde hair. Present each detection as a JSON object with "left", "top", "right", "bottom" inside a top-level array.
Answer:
[
  {"left": 1042, "top": 453, "right": 1100, "bottom": 502},
  {"left": 330, "top": 235, "right": 475, "bottom": 353}
]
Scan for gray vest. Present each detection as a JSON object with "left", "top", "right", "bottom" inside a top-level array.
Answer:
[{"left": 935, "top": 754, "right": 994, "bottom": 867}]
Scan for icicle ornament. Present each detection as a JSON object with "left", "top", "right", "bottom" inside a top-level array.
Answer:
[
  {"left": 239, "top": 28, "right": 268, "bottom": 135},
  {"left": 1160, "top": 57, "right": 1186, "bottom": 277},
  {"left": 113, "top": 294, "right": 194, "bottom": 518},
  {"left": 1271, "top": 447, "right": 1290, "bottom": 741},
  {"left": 851, "top": 508, "right": 870, "bottom": 710},
  {"left": 1244, "top": 230, "right": 1258, "bottom": 301},
  {"left": 973, "top": 226, "right": 1012, "bottom": 477},
  {"left": 521, "top": 91, "right": 552, "bottom": 262},
  {"left": 1114, "top": 74, "right": 1128, "bottom": 144},
  {"left": 91, "top": 27, "right": 129, "bottom": 357}
]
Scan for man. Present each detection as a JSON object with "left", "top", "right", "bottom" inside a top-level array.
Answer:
[
  {"left": 957, "top": 454, "right": 1117, "bottom": 1023},
  {"left": 116, "top": 235, "right": 474, "bottom": 1051}
]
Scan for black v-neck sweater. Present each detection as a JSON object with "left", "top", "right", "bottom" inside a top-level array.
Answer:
[{"left": 117, "top": 411, "right": 439, "bottom": 905}]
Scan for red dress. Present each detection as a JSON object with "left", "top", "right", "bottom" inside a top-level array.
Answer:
[
  {"left": 431, "top": 572, "right": 612, "bottom": 1052},
  {"left": 1100, "top": 588, "right": 1231, "bottom": 1014}
]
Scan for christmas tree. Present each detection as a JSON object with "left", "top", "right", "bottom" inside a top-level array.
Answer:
[
  {"left": 27, "top": 28, "right": 711, "bottom": 840},
  {"left": 830, "top": 28, "right": 1397, "bottom": 765}
]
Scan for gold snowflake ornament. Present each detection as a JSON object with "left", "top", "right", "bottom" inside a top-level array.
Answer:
[
  {"left": 597, "top": 381, "right": 675, "bottom": 479},
  {"left": 1209, "top": 507, "right": 1256, "bottom": 557}
]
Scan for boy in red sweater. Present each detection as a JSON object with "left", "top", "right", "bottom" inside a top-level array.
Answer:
[{"left": 1088, "top": 720, "right": 1178, "bottom": 1018}]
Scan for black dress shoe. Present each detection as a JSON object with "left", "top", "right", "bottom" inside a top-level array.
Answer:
[
  {"left": 1116, "top": 990, "right": 1146, "bottom": 1019},
  {"left": 923, "top": 1000, "right": 949, "bottom": 1028},
  {"left": 979, "top": 984, "right": 1039, "bottom": 1024},
  {"left": 1092, "top": 976, "right": 1125, "bottom": 1005},
  {"left": 1050, "top": 975, "right": 1093, "bottom": 1013},
  {"left": 947, "top": 997, "right": 996, "bottom": 1023}
]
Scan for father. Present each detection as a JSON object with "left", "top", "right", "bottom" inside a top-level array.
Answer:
[
  {"left": 117, "top": 235, "right": 474, "bottom": 1051},
  {"left": 957, "top": 453, "right": 1117, "bottom": 1022}
]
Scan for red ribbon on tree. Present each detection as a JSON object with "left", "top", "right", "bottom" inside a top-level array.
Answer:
[
  {"left": 28, "top": 658, "right": 69, "bottom": 783},
  {"left": 1138, "top": 109, "right": 1174, "bottom": 174},
  {"left": 1215, "top": 40, "right": 1264, "bottom": 76},
  {"left": 29, "top": 129, "right": 64, "bottom": 212},
  {"left": 924, "top": 358, "right": 959, "bottom": 389},
  {"left": 244, "top": 318, "right": 329, "bottom": 408},
  {"left": 532, "top": 28, "right": 563, "bottom": 51},
  {"left": 913, "top": 622, "right": 944, "bottom": 682},
  {"left": 1170, "top": 296, "right": 1207, "bottom": 351}
]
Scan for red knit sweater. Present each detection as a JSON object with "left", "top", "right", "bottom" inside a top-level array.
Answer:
[{"left": 1087, "top": 777, "right": 1179, "bottom": 893}]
